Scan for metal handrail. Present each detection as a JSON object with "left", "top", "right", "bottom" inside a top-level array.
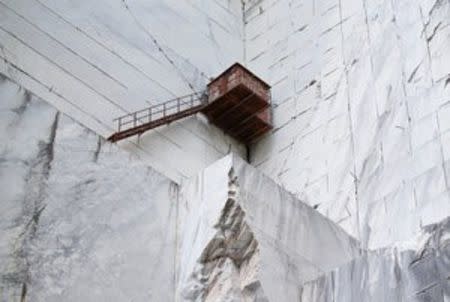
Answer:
[{"left": 115, "top": 91, "right": 207, "bottom": 133}]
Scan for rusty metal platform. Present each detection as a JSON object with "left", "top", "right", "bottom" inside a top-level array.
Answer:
[
  {"left": 108, "top": 63, "right": 272, "bottom": 144},
  {"left": 202, "top": 63, "right": 272, "bottom": 143}
]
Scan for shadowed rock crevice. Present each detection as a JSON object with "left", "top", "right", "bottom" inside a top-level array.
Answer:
[
  {"left": 93, "top": 136, "right": 103, "bottom": 163},
  {"left": 182, "top": 168, "right": 267, "bottom": 301},
  {"left": 20, "top": 282, "right": 27, "bottom": 302},
  {"left": 40, "top": 112, "right": 59, "bottom": 179},
  {"left": 12, "top": 91, "right": 31, "bottom": 116},
  {"left": 199, "top": 198, "right": 258, "bottom": 268}
]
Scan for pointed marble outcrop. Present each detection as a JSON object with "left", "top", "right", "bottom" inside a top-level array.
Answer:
[{"left": 176, "top": 154, "right": 361, "bottom": 301}]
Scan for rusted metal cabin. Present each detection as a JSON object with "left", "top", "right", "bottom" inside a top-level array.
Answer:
[
  {"left": 108, "top": 63, "right": 272, "bottom": 144},
  {"left": 203, "top": 63, "right": 272, "bottom": 143}
]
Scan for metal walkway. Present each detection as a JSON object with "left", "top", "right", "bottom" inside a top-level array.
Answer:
[{"left": 107, "top": 92, "right": 207, "bottom": 142}]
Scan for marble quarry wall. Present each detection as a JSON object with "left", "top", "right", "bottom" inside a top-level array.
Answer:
[
  {"left": 0, "top": 76, "right": 364, "bottom": 301},
  {"left": 0, "top": 0, "right": 246, "bottom": 182},
  {"left": 177, "top": 154, "right": 360, "bottom": 301},
  {"left": 0, "top": 76, "right": 178, "bottom": 301},
  {"left": 2, "top": 0, "right": 449, "bottom": 249},
  {"left": 246, "top": 0, "right": 450, "bottom": 248},
  {"left": 1, "top": 0, "right": 450, "bottom": 301},
  {"left": 300, "top": 218, "right": 450, "bottom": 302}
]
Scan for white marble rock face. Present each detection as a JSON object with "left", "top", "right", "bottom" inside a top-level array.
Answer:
[
  {"left": 300, "top": 218, "right": 450, "bottom": 302},
  {"left": 0, "top": 76, "right": 356, "bottom": 301},
  {"left": 0, "top": 75, "right": 449, "bottom": 301},
  {"left": 0, "top": 0, "right": 450, "bottom": 301},
  {"left": 0, "top": 76, "right": 178, "bottom": 302},
  {"left": 1, "top": 0, "right": 449, "bottom": 247},
  {"left": 177, "top": 154, "right": 361, "bottom": 301},
  {"left": 246, "top": 0, "right": 450, "bottom": 250},
  {"left": 0, "top": 0, "right": 246, "bottom": 182}
]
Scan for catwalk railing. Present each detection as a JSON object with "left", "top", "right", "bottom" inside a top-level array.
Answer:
[{"left": 108, "top": 91, "right": 207, "bottom": 142}]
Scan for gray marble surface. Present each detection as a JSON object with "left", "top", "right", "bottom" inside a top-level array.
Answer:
[
  {"left": 177, "top": 154, "right": 361, "bottom": 301},
  {"left": 300, "top": 217, "right": 450, "bottom": 302},
  {"left": 0, "top": 76, "right": 178, "bottom": 301},
  {"left": 1, "top": 75, "right": 449, "bottom": 301},
  {"left": 0, "top": 0, "right": 245, "bottom": 182},
  {"left": 1, "top": 0, "right": 449, "bottom": 254},
  {"left": 248, "top": 0, "right": 450, "bottom": 249}
]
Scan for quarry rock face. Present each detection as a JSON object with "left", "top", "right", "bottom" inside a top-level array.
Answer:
[
  {"left": 1, "top": 0, "right": 450, "bottom": 301},
  {"left": 0, "top": 77, "right": 178, "bottom": 301},
  {"left": 0, "top": 0, "right": 246, "bottom": 182},
  {"left": 1, "top": 78, "right": 361, "bottom": 301},
  {"left": 246, "top": 0, "right": 450, "bottom": 249},
  {"left": 177, "top": 155, "right": 360, "bottom": 301},
  {"left": 301, "top": 218, "right": 450, "bottom": 302},
  {"left": 1, "top": 79, "right": 448, "bottom": 301}
]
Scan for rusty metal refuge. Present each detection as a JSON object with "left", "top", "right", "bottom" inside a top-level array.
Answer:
[
  {"left": 203, "top": 63, "right": 272, "bottom": 143},
  {"left": 108, "top": 63, "right": 272, "bottom": 144}
]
